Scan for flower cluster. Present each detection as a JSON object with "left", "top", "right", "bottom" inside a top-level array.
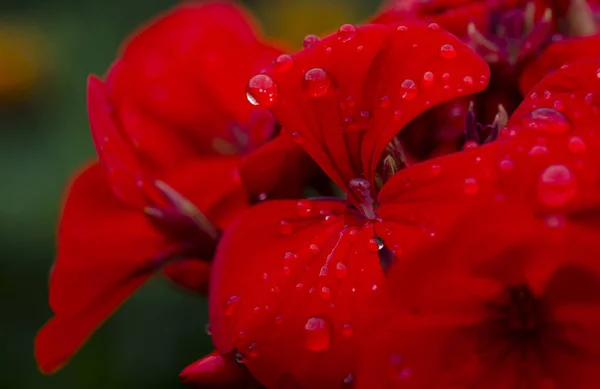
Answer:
[{"left": 35, "top": 0, "right": 600, "bottom": 388}]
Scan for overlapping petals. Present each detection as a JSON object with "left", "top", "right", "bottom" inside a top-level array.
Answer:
[
  {"left": 356, "top": 61, "right": 600, "bottom": 389},
  {"left": 209, "top": 21, "right": 489, "bottom": 389}
]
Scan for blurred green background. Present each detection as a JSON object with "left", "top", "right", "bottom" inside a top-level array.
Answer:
[{"left": 1, "top": 0, "right": 382, "bottom": 388}]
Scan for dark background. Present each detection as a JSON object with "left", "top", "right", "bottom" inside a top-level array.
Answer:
[{"left": 0, "top": 0, "right": 382, "bottom": 388}]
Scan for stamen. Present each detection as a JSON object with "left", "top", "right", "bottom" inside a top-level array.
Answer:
[
  {"left": 348, "top": 178, "right": 377, "bottom": 220},
  {"left": 154, "top": 180, "right": 219, "bottom": 240}
]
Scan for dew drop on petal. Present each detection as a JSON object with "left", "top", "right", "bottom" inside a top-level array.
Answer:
[
  {"left": 282, "top": 265, "right": 291, "bottom": 275},
  {"left": 341, "top": 323, "right": 353, "bottom": 337},
  {"left": 538, "top": 164, "right": 577, "bottom": 207},
  {"left": 247, "top": 343, "right": 258, "bottom": 358},
  {"left": 464, "top": 140, "right": 479, "bottom": 150},
  {"left": 439, "top": 44, "right": 457, "bottom": 59},
  {"left": 335, "top": 262, "right": 348, "bottom": 279},
  {"left": 225, "top": 296, "right": 241, "bottom": 316},
  {"left": 337, "top": 24, "right": 357, "bottom": 42},
  {"left": 283, "top": 251, "right": 298, "bottom": 261},
  {"left": 296, "top": 199, "right": 313, "bottom": 216},
  {"left": 568, "top": 136, "right": 586, "bottom": 153},
  {"left": 279, "top": 220, "right": 293, "bottom": 235},
  {"left": 463, "top": 76, "right": 474, "bottom": 86},
  {"left": 304, "top": 316, "right": 331, "bottom": 351},
  {"left": 428, "top": 22, "right": 440, "bottom": 31},
  {"left": 320, "top": 286, "right": 331, "bottom": 300},
  {"left": 430, "top": 164, "right": 442, "bottom": 177},
  {"left": 553, "top": 100, "right": 564, "bottom": 111},
  {"left": 464, "top": 177, "right": 479, "bottom": 195},
  {"left": 529, "top": 145, "right": 549, "bottom": 156},
  {"left": 303, "top": 68, "right": 332, "bottom": 98},
  {"left": 400, "top": 79, "right": 418, "bottom": 100},
  {"left": 379, "top": 95, "right": 391, "bottom": 108},
  {"left": 422, "top": 71, "right": 434, "bottom": 87},
  {"left": 545, "top": 214, "right": 566, "bottom": 229},
  {"left": 584, "top": 93, "right": 594, "bottom": 105},
  {"left": 274, "top": 54, "right": 294, "bottom": 73},
  {"left": 397, "top": 25, "right": 408, "bottom": 31},
  {"left": 246, "top": 75, "right": 278, "bottom": 107},
  {"left": 524, "top": 108, "right": 571, "bottom": 134},
  {"left": 367, "top": 238, "right": 380, "bottom": 252},
  {"left": 442, "top": 72, "right": 450, "bottom": 81},
  {"left": 498, "top": 158, "right": 515, "bottom": 171},
  {"left": 303, "top": 34, "right": 320, "bottom": 48}
]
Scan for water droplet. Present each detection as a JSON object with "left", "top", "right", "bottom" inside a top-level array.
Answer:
[
  {"left": 442, "top": 72, "right": 450, "bottom": 81},
  {"left": 538, "top": 164, "right": 577, "bottom": 207},
  {"left": 367, "top": 238, "right": 381, "bottom": 252},
  {"left": 393, "top": 109, "right": 402, "bottom": 120},
  {"left": 397, "top": 25, "right": 408, "bottom": 31},
  {"left": 498, "top": 159, "right": 515, "bottom": 171},
  {"left": 282, "top": 265, "right": 291, "bottom": 275},
  {"left": 464, "top": 140, "right": 479, "bottom": 150},
  {"left": 553, "top": 100, "right": 564, "bottom": 111},
  {"left": 247, "top": 343, "right": 258, "bottom": 358},
  {"left": 274, "top": 54, "right": 294, "bottom": 73},
  {"left": 544, "top": 90, "right": 551, "bottom": 99},
  {"left": 296, "top": 199, "right": 313, "bottom": 216},
  {"left": 275, "top": 316, "right": 284, "bottom": 325},
  {"left": 428, "top": 22, "right": 440, "bottom": 31},
  {"left": 439, "top": 44, "right": 457, "bottom": 59},
  {"left": 596, "top": 68, "right": 600, "bottom": 79},
  {"left": 341, "top": 323, "right": 353, "bottom": 337},
  {"left": 337, "top": 24, "right": 357, "bottom": 42},
  {"left": 246, "top": 75, "right": 278, "bottom": 107},
  {"left": 304, "top": 316, "right": 331, "bottom": 351},
  {"left": 379, "top": 95, "right": 391, "bottom": 108},
  {"left": 400, "top": 79, "right": 418, "bottom": 100},
  {"left": 464, "top": 177, "right": 479, "bottom": 195},
  {"left": 279, "top": 220, "right": 293, "bottom": 235},
  {"left": 258, "top": 192, "right": 268, "bottom": 201},
  {"left": 529, "top": 145, "right": 549, "bottom": 156},
  {"left": 271, "top": 286, "right": 280, "bottom": 294},
  {"left": 303, "top": 34, "right": 320, "bottom": 48},
  {"left": 225, "top": 296, "right": 241, "bottom": 316},
  {"left": 325, "top": 46, "right": 333, "bottom": 54},
  {"left": 320, "top": 286, "right": 331, "bottom": 300},
  {"left": 204, "top": 323, "right": 212, "bottom": 335},
  {"left": 335, "top": 262, "right": 348, "bottom": 279},
  {"left": 585, "top": 93, "right": 594, "bottom": 105},
  {"left": 568, "top": 136, "right": 586, "bottom": 153},
  {"left": 283, "top": 251, "right": 297, "bottom": 261},
  {"left": 422, "top": 71, "right": 434, "bottom": 87},
  {"left": 463, "top": 76, "right": 474, "bottom": 86},
  {"left": 303, "top": 68, "right": 332, "bottom": 98},
  {"left": 524, "top": 108, "right": 571, "bottom": 134},
  {"left": 371, "top": 284, "right": 379, "bottom": 291},
  {"left": 309, "top": 243, "right": 321, "bottom": 254},
  {"left": 429, "top": 164, "right": 441, "bottom": 177},
  {"left": 343, "top": 373, "right": 355, "bottom": 386},
  {"left": 545, "top": 214, "right": 566, "bottom": 229}
]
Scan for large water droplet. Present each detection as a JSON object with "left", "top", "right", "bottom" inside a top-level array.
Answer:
[
  {"left": 320, "top": 286, "right": 331, "bottom": 300},
  {"left": 337, "top": 24, "right": 357, "bottom": 42},
  {"left": 304, "top": 316, "right": 331, "bottom": 351},
  {"left": 274, "top": 54, "right": 294, "bottom": 73},
  {"left": 225, "top": 296, "right": 241, "bottom": 316},
  {"left": 400, "top": 79, "right": 418, "bottom": 100},
  {"left": 523, "top": 108, "right": 571, "bottom": 134},
  {"left": 428, "top": 22, "right": 440, "bottom": 31},
  {"left": 303, "top": 68, "right": 332, "bottom": 98},
  {"left": 303, "top": 34, "right": 320, "bottom": 49},
  {"left": 538, "top": 164, "right": 577, "bottom": 207},
  {"left": 246, "top": 75, "right": 278, "bottom": 107},
  {"left": 439, "top": 44, "right": 457, "bottom": 59}
]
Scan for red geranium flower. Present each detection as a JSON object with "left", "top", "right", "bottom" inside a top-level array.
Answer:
[
  {"left": 204, "top": 21, "right": 490, "bottom": 389},
  {"left": 355, "top": 60, "right": 600, "bottom": 388},
  {"left": 34, "top": 1, "right": 303, "bottom": 374}
]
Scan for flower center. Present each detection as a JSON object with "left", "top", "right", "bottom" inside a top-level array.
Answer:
[
  {"left": 464, "top": 102, "right": 508, "bottom": 147},
  {"left": 488, "top": 284, "right": 543, "bottom": 344}
]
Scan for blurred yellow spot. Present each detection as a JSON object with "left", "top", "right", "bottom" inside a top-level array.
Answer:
[
  {"left": 255, "top": 0, "right": 366, "bottom": 48},
  {"left": 0, "top": 22, "right": 47, "bottom": 102}
]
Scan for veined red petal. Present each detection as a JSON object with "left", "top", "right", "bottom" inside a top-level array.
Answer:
[
  {"left": 261, "top": 22, "right": 489, "bottom": 191},
  {"left": 519, "top": 36, "right": 600, "bottom": 95},
  {"left": 109, "top": 2, "right": 283, "bottom": 168},
  {"left": 35, "top": 164, "right": 174, "bottom": 373}
]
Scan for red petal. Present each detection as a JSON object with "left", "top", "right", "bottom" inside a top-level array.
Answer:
[
  {"left": 109, "top": 2, "right": 283, "bottom": 168},
  {"left": 163, "top": 259, "right": 211, "bottom": 295},
  {"left": 519, "top": 36, "right": 600, "bottom": 95},
  {"left": 262, "top": 22, "right": 489, "bottom": 191},
  {"left": 209, "top": 199, "right": 393, "bottom": 389},
  {"left": 238, "top": 132, "right": 320, "bottom": 199},
  {"left": 87, "top": 75, "right": 151, "bottom": 207},
  {"left": 179, "top": 350, "right": 258, "bottom": 388},
  {"left": 35, "top": 164, "right": 173, "bottom": 373}
]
